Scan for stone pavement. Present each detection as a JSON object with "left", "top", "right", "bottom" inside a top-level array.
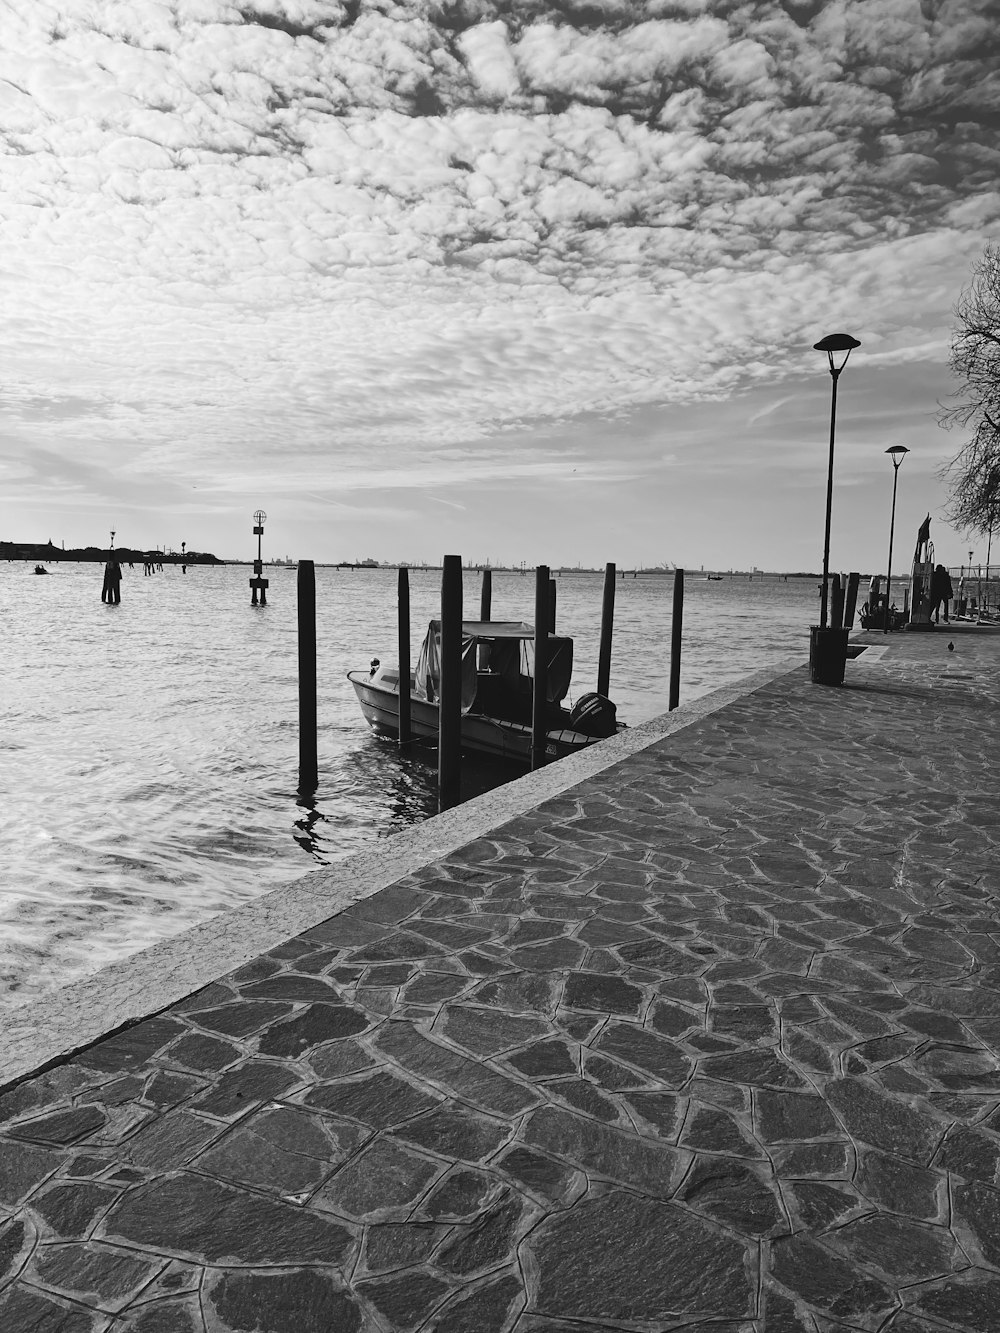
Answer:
[{"left": 3, "top": 626, "right": 1000, "bottom": 1333}]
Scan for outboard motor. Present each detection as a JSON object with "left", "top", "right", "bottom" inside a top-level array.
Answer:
[{"left": 569, "top": 692, "right": 617, "bottom": 738}]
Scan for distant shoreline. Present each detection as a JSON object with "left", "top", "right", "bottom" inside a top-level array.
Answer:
[{"left": 0, "top": 542, "right": 222, "bottom": 565}]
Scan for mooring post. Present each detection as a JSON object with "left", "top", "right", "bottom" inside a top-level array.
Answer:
[
  {"left": 250, "top": 510, "right": 269, "bottom": 606},
  {"left": 831, "top": 574, "right": 845, "bottom": 630},
  {"left": 478, "top": 568, "right": 492, "bottom": 669},
  {"left": 669, "top": 567, "right": 684, "bottom": 711},
  {"left": 297, "top": 560, "right": 318, "bottom": 792},
  {"left": 398, "top": 567, "right": 412, "bottom": 747},
  {"left": 438, "top": 554, "right": 463, "bottom": 811},
  {"left": 531, "top": 564, "right": 550, "bottom": 771},
  {"left": 597, "top": 561, "right": 616, "bottom": 697},
  {"left": 844, "top": 572, "right": 861, "bottom": 631},
  {"left": 549, "top": 577, "right": 557, "bottom": 632}
]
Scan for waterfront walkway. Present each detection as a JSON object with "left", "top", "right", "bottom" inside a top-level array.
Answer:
[{"left": 3, "top": 626, "right": 1000, "bottom": 1332}]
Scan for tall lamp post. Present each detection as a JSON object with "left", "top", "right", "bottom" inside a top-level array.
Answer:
[
  {"left": 883, "top": 446, "right": 909, "bottom": 634},
  {"left": 814, "top": 333, "right": 860, "bottom": 628}
]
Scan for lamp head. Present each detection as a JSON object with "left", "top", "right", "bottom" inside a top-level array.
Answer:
[
  {"left": 886, "top": 445, "right": 909, "bottom": 469},
  {"left": 814, "top": 332, "right": 860, "bottom": 376}
]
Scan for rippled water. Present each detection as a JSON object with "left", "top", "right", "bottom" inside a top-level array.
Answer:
[{"left": 1, "top": 561, "right": 831, "bottom": 1004}]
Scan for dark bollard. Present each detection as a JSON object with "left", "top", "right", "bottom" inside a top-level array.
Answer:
[
  {"left": 669, "top": 568, "right": 684, "bottom": 710},
  {"left": 480, "top": 568, "right": 492, "bottom": 622},
  {"left": 438, "top": 555, "right": 463, "bottom": 811},
  {"left": 549, "top": 577, "right": 557, "bottom": 633},
  {"left": 844, "top": 572, "right": 861, "bottom": 631},
  {"left": 398, "top": 568, "right": 411, "bottom": 747},
  {"left": 597, "top": 562, "right": 616, "bottom": 698},
  {"left": 101, "top": 556, "right": 122, "bottom": 605},
  {"left": 297, "top": 560, "right": 318, "bottom": 792},
  {"left": 531, "top": 565, "right": 550, "bottom": 771},
  {"left": 831, "top": 574, "right": 845, "bottom": 630}
]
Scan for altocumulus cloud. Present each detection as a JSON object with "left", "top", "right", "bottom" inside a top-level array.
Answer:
[{"left": 0, "top": 0, "right": 998, "bottom": 510}]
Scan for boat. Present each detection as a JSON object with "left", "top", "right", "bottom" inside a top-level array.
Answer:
[
  {"left": 348, "top": 620, "right": 621, "bottom": 764},
  {"left": 33, "top": 565, "right": 49, "bottom": 575},
  {"left": 706, "top": 574, "right": 723, "bottom": 581}
]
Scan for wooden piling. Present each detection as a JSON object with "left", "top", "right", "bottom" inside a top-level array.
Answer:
[
  {"left": 480, "top": 568, "right": 492, "bottom": 622},
  {"left": 549, "top": 578, "right": 557, "bottom": 633},
  {"left": 844, "top": 572, "right": 861, "bottom": 631},
  {"left": 597, "top": 562, "right": 616, "bottom": 697},
  {"left": 398, "top": 568, "right": 411, "bottom": 747},
  {"left": 668, "top": 568, "right": 684, "bottom": 711},
  {"left": 438, "top": 554, "right": 463, "bottom": 811},
  {"left": 297, "top": 560, "right": 318, "bottom": 791},
  {"left": 831, "top": 574, "right": 845, "bottom": 630},
  {"left": 531, "top": 565, "right": 550, "bottom": 771}
]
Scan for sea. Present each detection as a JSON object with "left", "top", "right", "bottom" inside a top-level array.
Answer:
[{"left": 0, "top": 561, "right": 889, "bottom": 1007}]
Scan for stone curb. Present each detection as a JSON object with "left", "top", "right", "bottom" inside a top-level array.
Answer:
[{"left": 0, "top": 654, "right": 804, "bottom": 1090}]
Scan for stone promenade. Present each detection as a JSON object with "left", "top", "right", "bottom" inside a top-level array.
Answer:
[{"left": 3, "top": 626, "right": 1000, "bottom": 1332}]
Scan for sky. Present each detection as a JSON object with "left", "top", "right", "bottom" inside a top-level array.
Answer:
[{"left": 1, "top": 0, "right": 998, "bottom": 571}]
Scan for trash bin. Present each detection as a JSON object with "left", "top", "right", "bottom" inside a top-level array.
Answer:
[{"left": 809, "top": 626, "right": 849, "bottom": 686}]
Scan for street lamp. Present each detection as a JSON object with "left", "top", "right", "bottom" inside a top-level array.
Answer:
[
  {"left": 883, "top": 446, "right": 909, "bottom": 633},
  {"left": 814, "top": 333, "right": 860, "bottom": 629}
]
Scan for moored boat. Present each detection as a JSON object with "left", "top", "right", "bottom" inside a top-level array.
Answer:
[{"left": 348, "top": 620, "right": 621, "bottom": 764}]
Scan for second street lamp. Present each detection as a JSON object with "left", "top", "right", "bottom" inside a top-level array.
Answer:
[
  {"left": 883, "top": 446, "right": 909, "bottom": 634},
  {"left": 814, "top": 333, "right": 861, "bottom": 630}
]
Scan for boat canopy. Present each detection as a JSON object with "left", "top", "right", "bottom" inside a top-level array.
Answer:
[{"left": 414, "top": 620, "right": 574, "bottom": 713}]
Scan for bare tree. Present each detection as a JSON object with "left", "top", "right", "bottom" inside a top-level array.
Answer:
[{"left": 941, "top": 242, "right": 1000, "bottom": 535}]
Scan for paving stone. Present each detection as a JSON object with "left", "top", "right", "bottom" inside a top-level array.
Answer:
[
  {"left": 237, "top": 975, "right": 345, "bottom": 1002},
  {"left": 306, "top": 1069, "right": 440, "bottom": 1129},
  {"left": 7, "top": 1104, "right": 106, "bottom": 1146},
  {"left": 104, "top": 1172, "right": 354, "bottom": 1264},
  {"left": 206, "top": 1269, "right": 362, "bottom": 1333},
  {"left": 256, "top": 1003, "right": 370, "bottom": 1057},
  {"left": 505, "top": 1040, "right": 576, "bottom": 1077},
  {"left": 616, "top": 938, "right": 705, "bottom": 973},
  {"left": 934, "top": 1125, "right": 1000, "bottom": 1183},
  {"left": 469, "top": 972, "right": 556, "bottom": 1013},
  {"left": 678, "top": 1156, "right": 784, "bottom": 1235},
  {"left": 422, "top": 1166, "right": 499, "bottom": 1221},
  {"left": 529, "top": 1190, "right": 753, "bottom": 1321},
  {"left": 0, "top": 1069, "right": 90, "bottom": 1125},
  {"left": 31, "top": 1242, "right": 157, "bottom": 1310},
  {"left": 124, "top": 1110, "right": 221, "bottom": 1171},
  {"left": 953, "top": 1178, "right": 1000, "bottom": 1265},
  {"left": 756, "top": 1089, "right": 840, "bottom": 1143},
  {"left": 582, "top": 1053, "right": 646, "bottom": 1090},
  {"left": 523, "top": 1105, "right": 681, "bottom": 1195},
  {"left": 0, "top": 1139, "right": 61, "bottom": 1206},
  {"left": 622, "top": 1092, "right": 681, "bottom": 1139},
  {"left": 375, "top": 1021, "right": 539, "bottom": 1115},
  {"left": 855, "top": 1149, "right": 941, "bottom": 1220},
  {"left": 769, "top": 1235, "right": 895, "bottom": 1326},
  {"left": 0, "top": 1216, "right": 29, "bottom": 1284},
  {"left": 364, "top": 1223, "right": 449, "bottom": 1275},
  {"left": 193, "top": 1060, "right": 300, "bottom": 1119},
  {"left": 711, "top": 1005, "right": 777, "bottom": 1042},
  {"left": 166, "top": 1032, "right": 243, "bottom": 1074},
  {"left": 195, "top": 1104, "right": 364, "bottom": 1196},
  {"left": 357, "top": 1270, "right": 449, "bottom": 1329},
  {"left": 563, "top": 972, "right": 643, "bottom": 1015},
  {"left": 788, "top": 1181, "right": 867, "bottom": 1231},
  {"left": 392, "top": 1103, "right": 510, "bottom": 1160},
  {"left": 436, "top": 1192, "right": 525, "bottom": 1275},
  {"left": 784, "top": 1029, "right": 837, "bottom": 1074},
  {"left": 593, "top": 1022, "right": 691, "bottom": 1085},
  {"left": 497, "top": 1145, "right": 578, "bottom": 1203},
  {"left": 910, "top": 1268, "right": 1000, "bottom": 1333},
  {"left": 347, "top": 933, "right": 448, "bottom": 964},
  {"left": 826, "top": 1213, "right": 960, "bottom": 1282},
  {"left": 403, "top": 973, "right": 468, "bottom": 1006},
  {"left": 430, "top": 1270, "right": 523, "bottom": 1332},
  {"left": 118, "top": 1299, "right": 202, "bottom": 1332},
  {"left": 547, "top": 1078, "right": 618, "bottom": 1122},
  {"left": 0, "top": 1284, "right": 100, "bottom": 1332},
  {"left": 77, "top": 1016, "right": 185, "bottom": 1074},
  {"left": 825, "top": 1077, "right": 943, "bottom": 1162},
  {"left": 143, "top": 1071, "right": 206, "bottom": 1109},
  {"left": 437, "top": 1005, "right": 550, "bottom": 1057},
  {"left": 316, "top": 1137, "right": 441, "bottom": 1220},
  {"left": 681, "top": 1105, "right": 760, "bottom": 1156},
  {"left": 306, "top": 1038, "right": 375, "bottom": 1080},
  {"left": 31, "top": 1181, "right": 120, "bottom": 1237}
]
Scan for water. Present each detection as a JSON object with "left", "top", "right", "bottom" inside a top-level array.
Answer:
[{"left": 1, "top": 561, "right": 827, "bottom": 1006}]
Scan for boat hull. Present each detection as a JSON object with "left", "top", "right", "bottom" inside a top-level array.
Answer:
[{"left": 348, "top": 672, "right": 606, "bottom": 763}]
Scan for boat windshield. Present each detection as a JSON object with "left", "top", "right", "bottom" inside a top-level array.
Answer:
[{"left": 413, "top": 621, "right": 574, "bottom": 711}]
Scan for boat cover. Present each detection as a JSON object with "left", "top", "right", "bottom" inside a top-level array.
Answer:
[{"left": 414, "top": 621, "right": 574, "bottom": 710}]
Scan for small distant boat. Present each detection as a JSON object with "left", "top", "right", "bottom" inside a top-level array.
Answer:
[
  {"left": 706, "top": 574, "right": 723, "bottom": 581},
  {"left": 349, "top": 620, "right": 621, "bottom": 764},
  {"left": 33, "top": 565, "right": 49, "bottom": 575}
]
